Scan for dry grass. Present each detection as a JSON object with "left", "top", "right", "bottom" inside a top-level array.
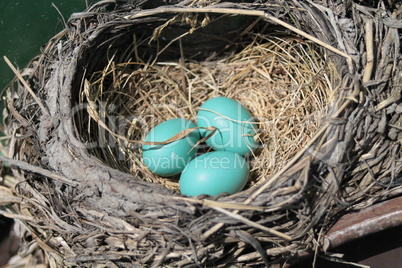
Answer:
[{"left": 81, "top": 33, "right": 337, "bottom": 192}]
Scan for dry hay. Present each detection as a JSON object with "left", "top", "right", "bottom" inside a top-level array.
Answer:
[
  {"left": 81, "top": 33, "right": 336, "bottom": 191},
  {"left": 1, "top": 0, "right": 401, "bottom": 267}
]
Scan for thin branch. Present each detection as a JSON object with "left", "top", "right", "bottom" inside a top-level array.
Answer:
[{"left": 0, "top": 155, "right": 78, "bottom": 187}]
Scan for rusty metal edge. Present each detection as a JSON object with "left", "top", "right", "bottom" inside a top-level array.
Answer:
[{"left": 321, "top": 196, "right": 402, "bottom": 252}]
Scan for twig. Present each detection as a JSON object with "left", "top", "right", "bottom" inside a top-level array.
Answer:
[
  {"left": 212, "top": 206, "right": 292, "bottom": 241},
  {"left": 179, "top": 38, "right": 188, "bottom": 96},
  {"left": 52, "top": 3, "right": 67, "bottom": 29},
  {"left": 3, "top": 56, "right": 50, "bottom": 116},
  {"left": 172, "top": 196, "right": 266, "bottom": 211},
  {"left": 0, "top": 155, "right": 78, "bottom": 187}
]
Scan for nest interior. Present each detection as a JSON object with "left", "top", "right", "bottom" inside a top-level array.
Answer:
[
  {"left": 80, "top": 24, "right": 338, "bottom": 192},
  {"left": 1, "top": 0, "right": 401, "bottom": 267}
]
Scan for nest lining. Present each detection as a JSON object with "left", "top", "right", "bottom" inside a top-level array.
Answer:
[
  {"left": 1, "top": 0, "right": 401, "bottom": 267},
  {"left": 81, "top": 31, "right": 337, "bottom": 192}
]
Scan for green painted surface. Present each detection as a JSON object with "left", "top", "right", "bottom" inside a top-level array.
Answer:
[{"left": 0, "top": 1, "right": 91, "bottom": 92}]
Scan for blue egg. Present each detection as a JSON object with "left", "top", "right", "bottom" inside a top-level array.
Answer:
[
  {"left": 197, "top": 97, "right": 258, "bottom": 156},
  {"left": 180, "top": 151, "right": 249, "bottom": 196},
  {"left": 142, "top": 118, "right": 200, "bottom": 177}
]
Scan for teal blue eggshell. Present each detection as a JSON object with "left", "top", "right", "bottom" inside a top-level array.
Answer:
[
  {"left": 180, "top": 151, "right": 249, "bottom": 196},
  {"left": 142, "top": 118, "right": 200, "bottom": 177},
  {"left": 197, "top": 97, "right": 259, "bottom": 156}
]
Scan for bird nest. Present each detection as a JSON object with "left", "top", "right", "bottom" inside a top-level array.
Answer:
[{"left": 1, "top": 0, "right": 401, "bottom": 267}]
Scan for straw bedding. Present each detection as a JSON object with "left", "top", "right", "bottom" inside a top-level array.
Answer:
[
  {"left": 1, "top": 0, "right": 401, "bottom": 267},
  {"left": 81, "top": 33, "right": 335, "bottom": 191}
]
